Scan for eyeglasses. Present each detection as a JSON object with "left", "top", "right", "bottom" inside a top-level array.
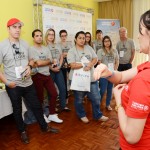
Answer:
[
  {"left": 119, "top": 31, "right": 127, "bottom": 34},
  {"left": 104, "top": 40, "right": 110, "bottom": 43},
  {"left": 12, "top": 44, "right": 20, "bottom": 54},
  {"left": 61, "top": 35, "right": 67, "bottom": 37},
  {"left": 48, "top": 34, "right": 54, "bottom": 36}
]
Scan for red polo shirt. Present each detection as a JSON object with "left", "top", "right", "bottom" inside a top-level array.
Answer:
[{"left": 120, "top": 62, "right": 150, "bottom": 150}]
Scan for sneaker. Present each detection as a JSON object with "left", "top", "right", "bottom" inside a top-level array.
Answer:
[
  {"left": 99, "top": 115, "right": 109, "bottom": 122},
  {"left": 80, "top": 117, "right": 89, "bottom": 123},
  {"left": 106, "top": 105, "right": 113, "bottom": 111},
  {"left": 48, "top": 114, "right": 63, "bottom": 123},
  {"left": 55, "top": 107, "right": 71, "bottom": 113},
  {"left": 21, "top": 131, "right": 29, "bottom": 144},
  {"left": 43, "top": 114, "right": 50, "bottom": 123}
]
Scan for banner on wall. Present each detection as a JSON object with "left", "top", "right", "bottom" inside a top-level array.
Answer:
[
  {"left": 42, "top": 4, "right": 92, "bottom": 43},
  {"left": 96, "top": 19, "right": 120, "bottom": 48}
]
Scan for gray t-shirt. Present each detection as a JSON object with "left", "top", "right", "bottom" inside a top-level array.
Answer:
[
  {"left": 47, "top": 43, "right": 62, "bottom": 66},
  {"left": 116, "top": 38, "right": 135, "bottom": 64},
  {"left": 57, "top": 41, "right": 73, "bottom": 53},
  {"left": 0, "top": 39, "right": 32, "bottom": 87},
  {"left": 57, "top": 42, "right": 73, "bottom": 68},
  {"left": 97, "top": 48, "right": 119, "bottom": 70},
  {"left": 67, "top": 45, "right": 97, "bottom": 82},
  {"left": 29, "top": 46, "right": 51, "bottom": 76},
  {"left": 93, "top": 39, "right": 103, "bottom": 54}
]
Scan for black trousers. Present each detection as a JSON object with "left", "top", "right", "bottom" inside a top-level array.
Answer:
[
  {"left": 61, "top": 67, "right": 70, "bottom": 99},
  {"left": 118, "top": 63, "right": 132, "bottom": 71},
  {"left": 6, "top": 84, "right": 47, "bottom": 132}
]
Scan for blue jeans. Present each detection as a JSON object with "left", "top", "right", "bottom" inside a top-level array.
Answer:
[
  {"left": 99, "top": 78, "right": 113, "bottom": 106},
  {"left": 50, "top": 70, "right": 67, "bottom": 109},
  {"left": 23, "top": 99, "right": 37, "bottom": 125},
  {"left": 73, "top": 81, "right": 103, "bottom": 120},
  {"left": 6, "top": 84, "right": 47, "bottom": 132},
  {"left": 24, "top": 102, "right": 50, "bottom": 125}
]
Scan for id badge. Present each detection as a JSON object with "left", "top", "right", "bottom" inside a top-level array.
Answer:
[
  {"left": 120, "top": 51, "right": 124, "bottom": 57},
  {"left": 108, "top": 63, "right": 114, "bottom": 71},
  {"left": 15, "top": 66, "right": 24, "bottom": 79}
]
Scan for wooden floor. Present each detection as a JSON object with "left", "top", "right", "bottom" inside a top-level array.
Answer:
[{"left": 0, "top": 94, "right": 120, "bottom": 150}]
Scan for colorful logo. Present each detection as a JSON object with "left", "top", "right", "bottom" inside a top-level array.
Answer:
[{"left": 111, "top": 21, "right": 115, "bottom": 26}]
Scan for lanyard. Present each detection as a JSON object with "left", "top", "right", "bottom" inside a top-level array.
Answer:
[
  {"left": 60, "top": 43, "right": 70, "bottom": 52},
  {"left": 122, "top": 41, "right": 126, "bottom": 48},
  {"left": 75, "top": 46, "right": 85, "bottom": 61},
  {"left": 48, "top": 44, "right": 57, "bottom": 59}
]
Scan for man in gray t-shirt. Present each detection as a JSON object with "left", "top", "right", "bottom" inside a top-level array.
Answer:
[
  {"left": 93, "top": 29, "right": 103, "bottom": 54},
  {"left": 29, "top": 29, "right": 63, "bottom": 124},
  {"left": 0, "top": 18, "right": 59, "bottom": 144},
  {"left": 116, "top": 27, "right": 135, "bottom": 71}
]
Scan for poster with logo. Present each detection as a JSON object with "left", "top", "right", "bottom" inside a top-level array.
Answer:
[
  {"left": 42, "top": 4, "right": 92, "bottom": 43},
  {"left": 96, "top": 19, "right": 120, "bottom": 48}
]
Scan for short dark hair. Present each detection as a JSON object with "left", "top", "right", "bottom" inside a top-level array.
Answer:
[
  {"left": 139, "top": 10, "right": 150, "bottom": 35},
  {"left": 59, "top": 29, "right": 67, "bottom": 37},
  {"left": 32, "top": 29, "right": 42, "bottom": 38},
  {"left": 75, "top": 31, "right": 85, "bottom": 39},
  {"left": 96, "top": 29, "right": 103, "bottom": 34}
]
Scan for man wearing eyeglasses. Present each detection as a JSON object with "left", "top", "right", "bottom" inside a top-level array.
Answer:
[
  {"left": 93, "top": 30, "right": 103, "bottom": 54},
  {"left": 0, "top": 18, "right": 59, "bottom": 144}
]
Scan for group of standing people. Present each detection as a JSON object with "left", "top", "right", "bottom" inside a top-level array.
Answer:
[
  {"left": 84, "top": 26, "right": 135, "bottom": 112},
  {"left": 0, "top": 18, "right": 60, "bottom": 144},
  {"left": 1, "top": 9, "right": 149, "bottom": 150},
  {"left": 0, "top": 18, "right": 73, "bottom": 144}
]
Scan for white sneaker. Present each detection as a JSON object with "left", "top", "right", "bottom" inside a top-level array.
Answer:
[
  {"left": 99, "top": 115, "right": 109, "bottom": 122},
  {"left": 106, "top": 105, "right": 113, "bottom": 111},
  {"left": 48, "top": 114, "right": 63, "bottom": 123},
  {"left": 43, "top": 114, "right": 50, "bottom": 123},
  {"left": 80, "top": 117, "right": 89, "bottom": 123}
]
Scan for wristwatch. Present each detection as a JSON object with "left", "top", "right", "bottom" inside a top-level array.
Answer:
[
  {"left": 106, "top": 71, "right": 114, "bottom": 79},
  {"left": 115, "top": 104, "right": 123, "bottom": 112}
]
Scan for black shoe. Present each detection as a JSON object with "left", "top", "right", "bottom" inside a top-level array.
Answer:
[
  {"left": 21, "top": 131, "right": 29, "bottom": 144},
  {"left": 63, "top": 107, "right": 71, "bottom": 112},
  {"left": 42, "top": 126, "right": 59, "bottom": 133},
  {"left": 56, "top": 107, "right": 71, "bottom": 113}
]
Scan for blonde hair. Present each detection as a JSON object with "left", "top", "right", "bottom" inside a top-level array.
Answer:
[{"left": 44, "top": 28, "right": 55, "bottom": 45}]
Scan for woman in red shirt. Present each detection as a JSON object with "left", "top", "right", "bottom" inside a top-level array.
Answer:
[{"left": 94, "top": 10, "right": 150, "bottom": 150}]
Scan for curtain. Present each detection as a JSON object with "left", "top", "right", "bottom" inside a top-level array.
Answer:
[
  {"left": 99, "top": 0, "right": 133, "bottom": 38},
  {"left": 99, "top": 0, "right": 149, "bottom": 66}
]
